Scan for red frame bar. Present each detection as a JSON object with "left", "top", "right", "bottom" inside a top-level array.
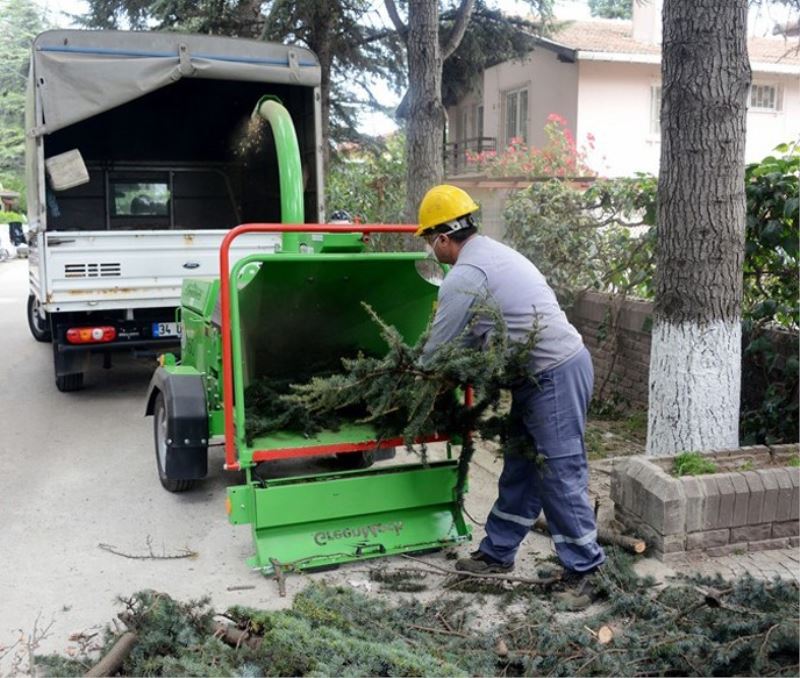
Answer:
[
  {"left": 251, "top": 434, "right": 449, "bottom": 463},
  {"left": 219, "top": 223, "right": 419, "bottom": 470}
]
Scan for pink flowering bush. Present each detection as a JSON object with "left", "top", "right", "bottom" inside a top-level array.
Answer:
[{"left": 467, "top": 114, "right": 596, "bottom": 178}]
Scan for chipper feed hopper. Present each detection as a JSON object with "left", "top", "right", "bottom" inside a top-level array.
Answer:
[{"left": 146, "top": 98, "right": 470, "bottom": 574}]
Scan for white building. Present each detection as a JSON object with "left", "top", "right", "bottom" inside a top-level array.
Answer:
[{"left": 445, "top": 2, "right": 800, "bottom": 179}]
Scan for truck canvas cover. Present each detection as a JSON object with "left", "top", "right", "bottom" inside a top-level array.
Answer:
[{"left": 30, "top": 30, "right": 321, "bottom": 136}]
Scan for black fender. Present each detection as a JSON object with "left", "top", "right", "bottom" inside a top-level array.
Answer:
[
  {"left": 146, "top": 367, "right": 208, "bottom": 480},
  {"left": 52, "top": 339, "right": 91, "bottom": 377}
]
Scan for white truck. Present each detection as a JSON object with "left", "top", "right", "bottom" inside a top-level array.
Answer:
[{"left": 25, "top": 30, "right": 324, "bottom": 391}]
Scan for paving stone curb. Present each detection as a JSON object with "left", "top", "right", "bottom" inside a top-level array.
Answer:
[{"left": 611, "top": 444, "right": 800, "bottom": 560}]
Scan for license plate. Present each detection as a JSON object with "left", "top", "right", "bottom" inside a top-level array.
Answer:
[{"left": 152, "top": 322, "right": 181, "bottom": 338}]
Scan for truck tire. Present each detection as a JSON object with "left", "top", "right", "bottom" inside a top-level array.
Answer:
[
  {"left": 56, "top": 372, "right": 84, "bottom": 392},
  {"left": 154, "top": 392, "right": 198, "bottom": 492},
  {"left": 27, "top": 295, "right": 51, "bottom": 342}
]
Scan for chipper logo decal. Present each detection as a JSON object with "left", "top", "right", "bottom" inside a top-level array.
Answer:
[{"left": 314, "top": 521, "right": 404, "bottom": 546}]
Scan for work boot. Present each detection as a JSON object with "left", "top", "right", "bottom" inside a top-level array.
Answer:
[
  {"left": 455, "top": 549, "right": 514, "bottom": 574},
  {"left": 553, "top": 568, "right": 601, "bottom": 611}
]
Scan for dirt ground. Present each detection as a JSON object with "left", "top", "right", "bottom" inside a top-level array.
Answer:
[{"left": 585, "top": 409, "right": 647, "bottom": 460}]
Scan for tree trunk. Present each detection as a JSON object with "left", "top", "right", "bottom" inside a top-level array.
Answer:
[
  {"left": 306, "top": 4, "right": 335, "bottom": 176},
  {"left": 647, "top": 0, "right": 751, "bottom": 456},
  {"left": 316, "top": 48, "right": 332, "bottom": 174},
  {"left": 404, "top": 0, "right": 446, "bottom": 222}
]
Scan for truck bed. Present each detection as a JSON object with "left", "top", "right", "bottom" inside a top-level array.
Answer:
[{"left": 38, "top": 230, "right": 281, "bottom": 313}]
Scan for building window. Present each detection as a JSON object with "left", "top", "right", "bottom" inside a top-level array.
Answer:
[
  {"left": 504, "top": 88, "right": 528, "bottom": 145},
  {"left": 750, "top": 83, "right": 779, "bottom": 111},
  {"left": 460, "top": 108, "right": 469, "bottom": 141},
  {"left": 650, "top": 85, "right": 662, "bottom": 135},
  {"left": 473, "top": 104, "right": 484, "bottom": 138}
]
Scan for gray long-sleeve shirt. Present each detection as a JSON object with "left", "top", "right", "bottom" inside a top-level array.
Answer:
[{"left": 421, "top": 235, "right": 584, "bottom": 374}]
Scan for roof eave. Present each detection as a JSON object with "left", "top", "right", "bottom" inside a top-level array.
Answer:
[
  {"left": 577, "top": 50, "right": 660, "bottom": 64},
  {"left": 750, "top": 60, "right": 800, "bottom": 75},
  {"left": 532, "top": 36, "right": 577, "bottom": 63},
  {"left": 575, "top": 50, "right": 800, "bottom": 74}
]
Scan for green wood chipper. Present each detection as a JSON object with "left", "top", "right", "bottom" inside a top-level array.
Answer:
[{"left": 145, "top": 97, "right": 471, "bottom": 575}]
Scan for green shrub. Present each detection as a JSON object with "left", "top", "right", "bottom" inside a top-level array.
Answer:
[
  {"left": 326, "top": 133, "right": 406, "bottom": 226},
  {"left": 0, "top": 210, "right": 25, "bottom": 224},
  {"left": 504, "top": 143, "right": 798, "bottom": 444},
  {"left": 740, "top": 144, "right": 799, "bottom": 445},
  {"left": 503, "top": 174, "right": 657, "bottom": 304}
]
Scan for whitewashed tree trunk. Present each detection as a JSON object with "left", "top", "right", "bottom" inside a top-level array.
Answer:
[
  {"left": 647, "top": 0, "right": 751, "bottom": 456},
  {"left": 648, "top": 320, "right": 741, "bottom": 454}
]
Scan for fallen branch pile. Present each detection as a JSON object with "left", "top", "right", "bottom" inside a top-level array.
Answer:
[
  {"left": 35, "top": 550, "right": 799, "bottom": 677},
  {"left": 245, "top": 302, "right": 540, "bottom": 501}
]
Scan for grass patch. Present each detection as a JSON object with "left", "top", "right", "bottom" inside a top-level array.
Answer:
[
  {"left": 788, "top": 455, "right": 800, "bottom": 467},
  {"left": 585, "top": 426, "right": 605, "bottom": 459},
  {"left": 622, "top": 410, "right": 648, "bottom": 441},
  {"left": 673, "top": 451, "right": 718, "bottom": 476}
]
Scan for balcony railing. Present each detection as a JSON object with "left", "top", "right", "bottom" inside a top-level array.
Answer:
[{"left": 443, "top": 136, "right": 497, "bottom": 176}]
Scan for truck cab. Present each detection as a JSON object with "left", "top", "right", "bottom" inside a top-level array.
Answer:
[{"left": 25, "top": 30, "right": 323, "bottom": 390}]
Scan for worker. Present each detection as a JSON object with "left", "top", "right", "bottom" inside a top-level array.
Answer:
[{"left": 416, "top": 184, "right": 605, "bottom": 601}]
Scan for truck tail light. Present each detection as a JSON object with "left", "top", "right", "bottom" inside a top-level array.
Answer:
[{"left": 66, "top": 326, "right": 116, "bottom": 344}]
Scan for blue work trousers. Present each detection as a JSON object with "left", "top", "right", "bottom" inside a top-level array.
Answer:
[{"left": 479, "top": 347, "right": 605, "bottom": 573}]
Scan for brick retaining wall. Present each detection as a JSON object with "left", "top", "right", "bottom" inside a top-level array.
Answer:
[
  {"left": 566, "top": 292, "right": 653, "bottom": 407},
  {"left": 566, "top": 292, "right": 799, "bottom": 413},
  {"left": 611, "top": 444, "right": 800, "bottom": 561}
]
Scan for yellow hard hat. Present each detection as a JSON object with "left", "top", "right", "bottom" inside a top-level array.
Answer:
[{"left": 416, "top": 184, "right": 479, "bottom": 236}]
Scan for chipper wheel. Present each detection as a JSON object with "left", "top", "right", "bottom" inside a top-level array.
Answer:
[{"left": 154, "top": 392, "right": 198, "bottom": 492}]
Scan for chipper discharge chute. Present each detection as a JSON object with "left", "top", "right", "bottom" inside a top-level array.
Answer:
[{"left": 146, "top": 96, "right": 470, "bottom": 573}]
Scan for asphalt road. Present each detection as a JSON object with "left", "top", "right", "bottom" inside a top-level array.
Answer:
[
  {"left": 0, "top": 258, "right": 291, "bottom": 667},
  {"left": 0, "top": 257, "right": 511, "bottom": 670}
]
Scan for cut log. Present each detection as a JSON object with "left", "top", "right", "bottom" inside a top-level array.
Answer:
[
  {"left": 213, "top": 622, "right": 261, "bottom": 650},
  {"left": 584, "top": 624, "right": 614, "bottom": 644},
  {"left": 495, "top": 637, "right": 509, "bottom": 657},
  {"left": 597, "top": 625, "right": 614, "bottom": 644},
  {"left": 85, "top": 632, "right": 137, "bottom": 677},
  {"left": 532, "top": 517, "right": 646, "bottom": 554},
  {"left": 597, "top": 528, "right": 646, "bottom": 554}
]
